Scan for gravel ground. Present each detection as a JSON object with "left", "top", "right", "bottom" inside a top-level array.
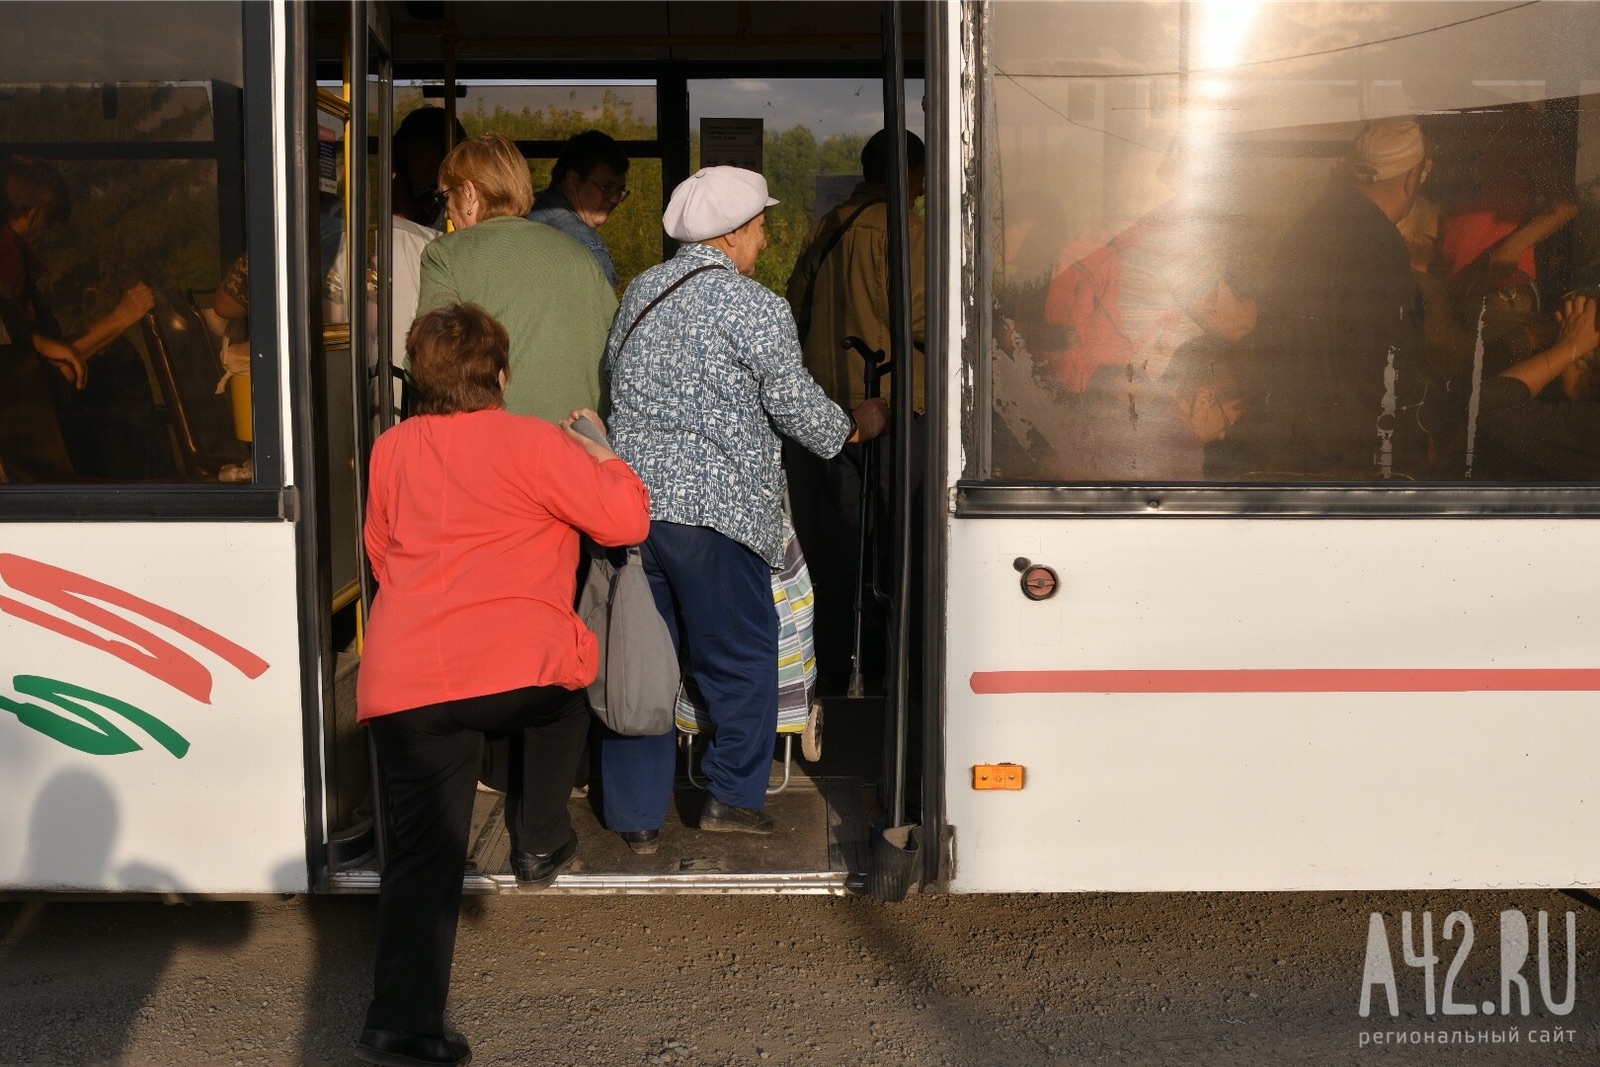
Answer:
[{"left": 2, "top": 889, "right": 1597, "bottom": 1066}]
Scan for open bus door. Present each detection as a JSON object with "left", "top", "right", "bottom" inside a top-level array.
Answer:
[
  {"left": 307, "top": 0, "right": 394, "bottom": 884},
  {"left": 318, "top": 1, "right": 940, "bottom": 896}
]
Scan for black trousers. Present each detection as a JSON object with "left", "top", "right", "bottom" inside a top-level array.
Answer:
[
  {"left": 784, "top": 419, "right": 922, "bottom": 694},
  {"left": 364, "top": 684, "right": 587, "bottom": 1035}
]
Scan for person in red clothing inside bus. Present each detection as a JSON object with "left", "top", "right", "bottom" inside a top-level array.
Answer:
[{"left": 355, "top": 303, "right": 649, "bottom": 1067}]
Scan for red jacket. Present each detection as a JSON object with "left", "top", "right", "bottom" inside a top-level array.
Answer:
[{"left": 358, "top": 408, "right": 651, "bottom": 719}]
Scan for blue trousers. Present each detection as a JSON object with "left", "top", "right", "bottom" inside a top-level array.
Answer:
[{"left": 601, "top": 521, "right": 779, "bottom": 830}]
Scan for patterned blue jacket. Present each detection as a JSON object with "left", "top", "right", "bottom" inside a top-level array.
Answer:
[
  {"left": 526, "top": 186, "right": 619, "bottom": 287},
  {"left": 608, "top": 243, "right": 853, "bottom": 567}
]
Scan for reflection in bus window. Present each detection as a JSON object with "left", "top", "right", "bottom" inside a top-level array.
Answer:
[
  {"left": 0, "top": 1, "right": 250, "bottom": 486},
  {"left": 986, "top": 0, "right": 1600, "bottom": 485}
]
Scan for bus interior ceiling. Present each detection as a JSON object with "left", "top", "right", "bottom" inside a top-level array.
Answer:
[
  {"left": 380, "top": 2, "right": 921, "bottom": 66},
  {"left": 317, "top": 1, "right": 927, "bottom": 892}
]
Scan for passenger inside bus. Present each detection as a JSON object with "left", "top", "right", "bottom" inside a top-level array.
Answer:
[
  {"left": 416, "top": 133, "right": 617, "bottom": 425},
  {"left": 1, "top": 155, "right": 175, "bottom": 481},
  {"left": 1041, "top": 138, "right": 1256, "bottom": 395},
  {"left": 1438, "top": 136, "right": 1579, "bottom": 286},
  {"left": 388, "top": 106, "right": 462, "bottom": 414},
  {"left": 0, "top": 285, "right": 74, "bottom": 482},
  {"left": 602, "top": 166, "right": 889, "bottom": 851},
  {"left": 783, "top": 128, "right": 927, "bottom": 694},
  {"left": 209, "top": 253, "right": 254, "bottom": 483},
  {"left": 1042, "top": 334, "right": 1247, "bottom": 482},
  {"left": 1238, "top": 119, "right": 1431, "bottom": 480},
  {"left": 1475, "top": 293, "right": 1600, "bottom": 480},
  {"left": 526, "top": 129, "right": 632, "bottom": 289}
]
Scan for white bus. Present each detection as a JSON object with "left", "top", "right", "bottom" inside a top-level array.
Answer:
[{"left": 4, "top": 0, "right": 1600, "bottom": 898}]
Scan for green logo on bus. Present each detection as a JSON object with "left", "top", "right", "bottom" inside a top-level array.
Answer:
[{"left": 0, "top": 675, "right": 189, "bottom": 759}]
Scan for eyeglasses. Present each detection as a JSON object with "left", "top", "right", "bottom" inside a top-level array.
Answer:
[{"left": 586, "top": 175, "right": 631, "bottom": 203}]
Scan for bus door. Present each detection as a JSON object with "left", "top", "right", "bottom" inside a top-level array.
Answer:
[
  {"left": 0, "top": 2, "right": 312, "bottom": 894},
  {"left": 939, "top": 0, "right": 1600, "bottom": 892},
  {"left": 326, "top": 1, "right": 930, "bottom": 894},
  {"left": 305, "top": 0, "right": 392, "bottom": 885}
]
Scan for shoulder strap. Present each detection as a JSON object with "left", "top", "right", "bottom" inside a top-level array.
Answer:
[
  {"left": 795, "top": 198, "right": 883, "bottom": 344},
  {"left": 618, "top": 264, "right": 725, "bottom": 353}
]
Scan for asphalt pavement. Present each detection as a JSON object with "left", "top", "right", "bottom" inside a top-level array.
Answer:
[{"left": 2, "top": 888, "right": 1598, "bottom": 1065}]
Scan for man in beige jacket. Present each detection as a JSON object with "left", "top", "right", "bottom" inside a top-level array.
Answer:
[{"left": 783, "top": 129, "right": 925, "bottom": 693}]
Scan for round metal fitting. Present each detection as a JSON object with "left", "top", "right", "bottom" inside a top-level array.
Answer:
[{"left": 1020, "top": 564, "right": 1059, "bottom": 601}]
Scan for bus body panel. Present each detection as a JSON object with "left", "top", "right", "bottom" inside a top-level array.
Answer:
[
  {"left": 942, "top": 516, "right": 1600, "bottom": 892},
  {"left": 0, "top": 523, "right": 308, "bottom": 894}
]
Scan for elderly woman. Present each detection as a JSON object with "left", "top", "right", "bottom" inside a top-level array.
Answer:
[
  {"left": 600, "top": 166, "right": 889, "bottom": 852},
  {"left": 356, "top": 304, "right": 649, "bottom": 1067},
  {"left": 415, "top": 132, "right": 617, "bottom": 424}
]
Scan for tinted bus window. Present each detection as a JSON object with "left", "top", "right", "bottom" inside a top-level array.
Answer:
[
  {"left": 0, "top": 2, "right": 252, "bottom": 486},
  {"left": 984, "top": 1, "right": 1600, "bottom": 484}
]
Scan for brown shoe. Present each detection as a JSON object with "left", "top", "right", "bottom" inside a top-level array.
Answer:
[{"left": 699, "top": 796, "right": 774, "bottom": 834}]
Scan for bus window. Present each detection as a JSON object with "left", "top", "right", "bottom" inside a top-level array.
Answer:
[
  {"left": 688, "top": 77, "right": 927, "bottom": 296},
  {"left": 411, "top": 81, "right": 666, "bottom": 292},
  {"left": 982, "top": 1, "right": 1600, "bottom": 485},
  {"left": 0, "top": 1, "right": 253, "bottom": 486}
]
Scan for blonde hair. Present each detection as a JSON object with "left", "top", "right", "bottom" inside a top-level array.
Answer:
[{"left": 438, "top": 133, "right": 533, "bottom": 219}]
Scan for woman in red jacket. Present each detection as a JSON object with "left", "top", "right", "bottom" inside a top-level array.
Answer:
[{"left": 355, "top": 303, "right": 649, "bottom": 1067}]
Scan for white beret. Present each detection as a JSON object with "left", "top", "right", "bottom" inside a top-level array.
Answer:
[
  {"left": 663, "top": 166, "right": 779, "bottom": 242},
  {"left": 1352, "top": 119, "right": 1425, "bottom": 183}
]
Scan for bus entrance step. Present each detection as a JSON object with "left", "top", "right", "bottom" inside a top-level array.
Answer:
[{"left": 463, "top": 776, "right": 871, "bottom": 894}]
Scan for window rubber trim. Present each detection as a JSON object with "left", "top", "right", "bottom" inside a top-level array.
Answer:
[{"left": 955, "top": 482, "right": 1600, "bottom": 519}]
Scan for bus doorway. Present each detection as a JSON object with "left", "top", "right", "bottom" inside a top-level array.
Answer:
[{"left": 320, "top": 0, "right": 935, "bottom": 896}]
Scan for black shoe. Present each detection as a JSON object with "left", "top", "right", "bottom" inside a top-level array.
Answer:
[
  {"left": 355, "top": 1029, "right": 470, "bottom": 1067},
  {"left": 619, "top": 828, "right": 661, "bottom": 855},
  {"left": 699, "top": 796, "right": 774, "bottom": 834},
  {"left": 511, "top": 833, "right": 578, "bottom": 884}
]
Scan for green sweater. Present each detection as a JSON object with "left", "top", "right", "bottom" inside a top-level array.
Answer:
[{"left": 415, "top": 216, "right": 619, "bottom": 422}]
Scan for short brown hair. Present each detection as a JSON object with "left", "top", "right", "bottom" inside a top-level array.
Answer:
[
  {"left": 407, "top": 304, "right": 510, "bottom": 416},
  {"left": 438, "top": 133, "right": 533, "bottom": 219},
  {"left": 3, "top": 155, "right": 71, "bottom": 226}
]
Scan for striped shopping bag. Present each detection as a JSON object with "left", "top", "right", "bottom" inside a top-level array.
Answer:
[{"left": 675, "top": 520, "right": 817, "bottom": 736}]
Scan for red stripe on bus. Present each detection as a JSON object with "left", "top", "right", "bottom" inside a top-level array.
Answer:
[{"left": 968, "top": 669, "right": 1600, "bottom": 695}]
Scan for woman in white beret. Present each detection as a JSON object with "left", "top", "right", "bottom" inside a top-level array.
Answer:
[{"left": 599, "top": 166, "right": 889, "bottom": 851}]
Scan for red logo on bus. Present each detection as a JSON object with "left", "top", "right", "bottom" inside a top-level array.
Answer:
[{"left": 0, "top": 553, "right": 271, "bottom": 758}]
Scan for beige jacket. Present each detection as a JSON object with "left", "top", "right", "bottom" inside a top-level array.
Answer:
[{"left": 785, "top": 182, "right": 926, "bottom": 413}]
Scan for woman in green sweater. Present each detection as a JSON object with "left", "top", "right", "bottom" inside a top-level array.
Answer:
[{"left": 415, "top": 133, "right": 618, "bottom": 424}]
